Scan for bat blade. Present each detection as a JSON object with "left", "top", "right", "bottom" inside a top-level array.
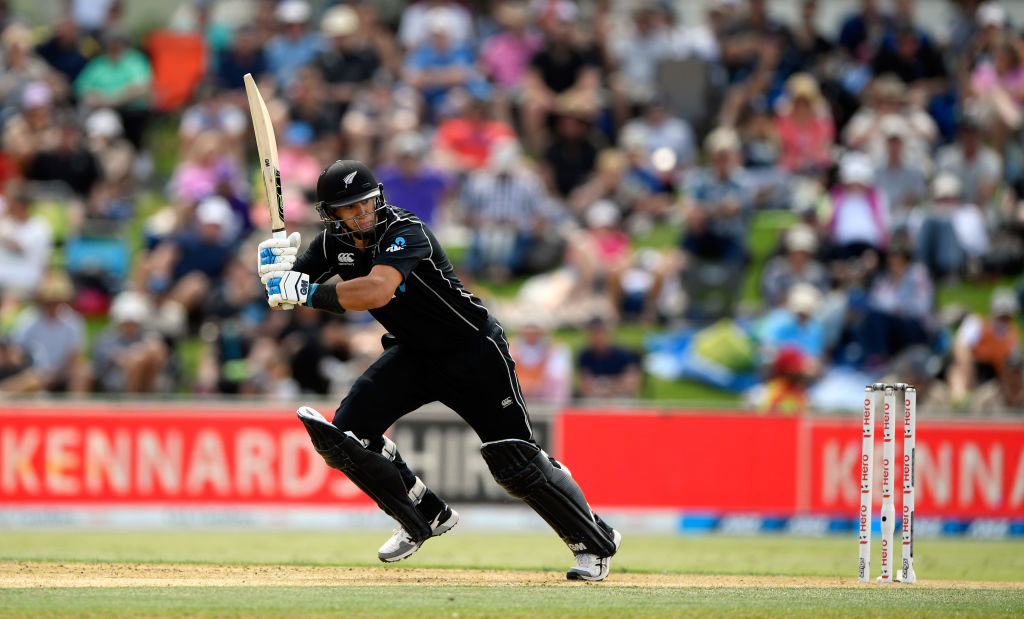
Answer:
[
  {"left": 243, "top": 73, "right": 285, "bottom": 237},
  {"left": 244, "top": 73, "right": 293, "bottom": 310}
]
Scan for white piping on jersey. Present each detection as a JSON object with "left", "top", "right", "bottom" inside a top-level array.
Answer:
[
  {"left": 495, "top": 323, "right": 529, "bottom": 407},
  {"left": 395, "top": 213, "right": 488, "bottom": 314},
  {"left": 409, "top": 271, "right": 479, "bottom": 332},
  {"left": 485, "top": 333, "right": 533, "bottom": 436},
  {"left": 394, "top": 210, "right": 529, "bottom": 434}
]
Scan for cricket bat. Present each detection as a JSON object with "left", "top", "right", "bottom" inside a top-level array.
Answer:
[{"left": 243, "top": 73, "right": 293, "bottom": 309}]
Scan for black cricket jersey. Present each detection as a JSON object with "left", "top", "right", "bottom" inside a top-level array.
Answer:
[{"left": 294, "top": 207, "right": 493, "bottom": 352}]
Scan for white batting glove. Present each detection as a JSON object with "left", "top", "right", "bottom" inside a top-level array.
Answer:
[
  {"left": 257, "top": 231, "right": 301, "bottom": 276},
  {"left": 264, "top": 270, "right": 311, "bottom": 307}
]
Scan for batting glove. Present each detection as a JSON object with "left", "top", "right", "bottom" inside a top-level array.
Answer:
[
  {"left": 257, "top": 231, "right": 301, "bottom": 276},
  {"left": 264, "top": 270, "right": 312, "bottom": 307}
]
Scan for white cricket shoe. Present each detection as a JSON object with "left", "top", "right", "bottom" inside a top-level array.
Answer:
[
  {"left": 566, "top": 529, "right": 622, "bottom": 582},
  {"left": 378, "top": 507, "right": 459, "bottom": 563}
]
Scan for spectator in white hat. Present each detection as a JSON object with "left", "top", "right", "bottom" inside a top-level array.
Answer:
[
  {"left": 843, "top": 74, "right": 938, "bottom": 170},
  {"left": 760, "top": 224, "right": 828, "bottom": 309},
  {"left": 314, "top": 5, "right": 381, "bottom": 114},
  {"left": 374, "top": 130, "right": 450, "bottom": 228},
  {"left": 397, "top": 0, "right": 474, "bottom": 51},
  {"left": 873, "top": 115, "right": 927, "bottom": 215},
  {"left": 824, "top": 151, "right": 890, "bottom": 260},
  {"left": 92, "top": 291, "right": 174, "bottom": 393},
  {"left": 6, "top": 270, "right": 91, "bottom": 394},
  {"left": 463, "top": 138, "right": 555, "bottom": 281},
  {"left": 934, "top": 111, "right": 1003, "bottom": 207},
  {"left": 681, "top": 127, "right": 752, "bottom": 267},
  {"left": 757, "top": 282, "right": 827, "bottom": 394},
  {"left": 403, "top": 7, "right": 489, "bottom": 121},
  {"left": 913, "top": 172, "right": 989, "bottom": 281},
  {"left": 265, "top": 0, "right": 320, "bottom": 90},
  {"left": 857, "top": 235, "right": 934, "bottom": 367}
]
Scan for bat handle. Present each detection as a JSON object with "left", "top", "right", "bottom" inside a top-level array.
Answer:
[{"left": 272, "top": 229, "right": 295, "bottom": 311}]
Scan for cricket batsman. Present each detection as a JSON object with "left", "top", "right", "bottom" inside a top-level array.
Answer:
[{"left": 257, "top": 160, "right": 621, "bottom": 581}]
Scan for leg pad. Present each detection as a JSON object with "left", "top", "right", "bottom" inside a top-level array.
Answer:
[
  {"left": 480, "top": 438, "right": 617, "bottom": 556},
  {"left": 298, "top": 407, "right": 432, "bottom": 541}
]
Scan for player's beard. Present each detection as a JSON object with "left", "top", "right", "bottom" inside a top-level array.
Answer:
[{"left": 345, "top": 211, "right": 379, "bottom": 245}]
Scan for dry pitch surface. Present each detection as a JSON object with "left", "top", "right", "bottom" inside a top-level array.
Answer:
[
  {"left": 3, "top": 535, "right": 1023, "bottom": 617},
  {"left": 4, "top": 561, "right": 1023, "bottom": 590}
]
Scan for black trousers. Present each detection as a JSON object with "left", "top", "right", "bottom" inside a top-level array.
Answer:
[{"left": 333, "top": 319, "right": 533, "bottom": 444}]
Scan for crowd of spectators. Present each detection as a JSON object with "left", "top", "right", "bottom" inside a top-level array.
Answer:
[{"left": 0, "top": 0, "right": 1022, "bottom": 414}]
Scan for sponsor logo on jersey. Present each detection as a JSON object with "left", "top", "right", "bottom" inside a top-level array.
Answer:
[
  {"left": 501, "top": 397, "right": 513, "bottom": 408},
  {"left": 337, "top": 252, "right": 355, "bottom": 264},
  {"left": 386, "top": 236, "right": 406, "bottom": 253}
]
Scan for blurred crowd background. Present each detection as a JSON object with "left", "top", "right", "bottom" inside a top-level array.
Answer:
[{"left": 1, "top": 0, "right": 1023, "bottom": 414}]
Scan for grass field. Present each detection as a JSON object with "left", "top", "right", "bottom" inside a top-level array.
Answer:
[{"left": 1, "top": 531, "right": 1022, "bottom": 618}]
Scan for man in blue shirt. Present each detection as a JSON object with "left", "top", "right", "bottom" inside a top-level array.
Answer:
[
  {"left": 402, "top": 8, "right": 488, "bottom": 120},
  {"left": 265, "top": 0, "right": 321, "bottom": 90},
  {"left": 577, "top": 317, "right": 643, "bottom": 399}
]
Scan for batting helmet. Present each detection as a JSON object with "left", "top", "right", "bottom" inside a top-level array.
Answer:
[{"left": 314, "top": 160, "right": 388, "bottom": 245}]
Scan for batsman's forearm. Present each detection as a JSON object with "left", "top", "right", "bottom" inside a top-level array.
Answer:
[{"left": 330, "top": 277, "right": 395, "bottom": 311}]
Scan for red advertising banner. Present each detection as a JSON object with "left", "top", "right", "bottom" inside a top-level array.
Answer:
[
  {"left": 558, "top": 409, "right": 1024, "bottom": 518},
  {"left": 0, "top": 407, "right": 372, "bottom": 505},
  {"left": 3, "top": 404, "right": 1023, "bottom": 519},
  {"left": 556, "top": 410, "right": 800, "bottom": 511},
  {"left": 809, "top": 418, "right": 1024, "bottom": 518}
]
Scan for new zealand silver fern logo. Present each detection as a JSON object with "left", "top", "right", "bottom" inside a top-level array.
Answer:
[{"left": 342, "top": 170, "right": 358, "bottom": 187}]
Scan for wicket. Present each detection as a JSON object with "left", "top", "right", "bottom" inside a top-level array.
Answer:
[{"left": 858, "top": 382, "right": 917, "bottom": 584}]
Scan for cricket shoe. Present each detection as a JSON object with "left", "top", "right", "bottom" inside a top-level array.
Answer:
[
  {"left": 566, "top": 529, "right": 622, "bottom": 582},
  {"left": 378, "top": 507, "right": 459, "bottom": 563}
]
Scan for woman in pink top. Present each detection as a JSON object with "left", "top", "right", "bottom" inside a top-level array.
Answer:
[
  {"left": 479, "top": 3, "right": 543, "bottom": 94},
  {"left": 569, "top": 200, "right": 631, "bottom": 296},
  {"left": 775, "top": 73, "right": 835, "bottom": 177},
  {"left": 969, "top": 36, "right": 1024, "bottom": 139},
  {"left": 970, "top": 37, "right": 1024, "bottom": 105}
]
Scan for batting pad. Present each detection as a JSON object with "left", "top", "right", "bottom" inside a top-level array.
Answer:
[{"left": 297, "top": 407, "right": 432, "bottom": 541}]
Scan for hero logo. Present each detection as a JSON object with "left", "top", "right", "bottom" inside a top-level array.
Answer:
[
  {"left": 337, "top": 252, "right": 355, "bottom": 265},
  {"left": 386, "top": 236, "right": 406, "bottom": 253}
]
